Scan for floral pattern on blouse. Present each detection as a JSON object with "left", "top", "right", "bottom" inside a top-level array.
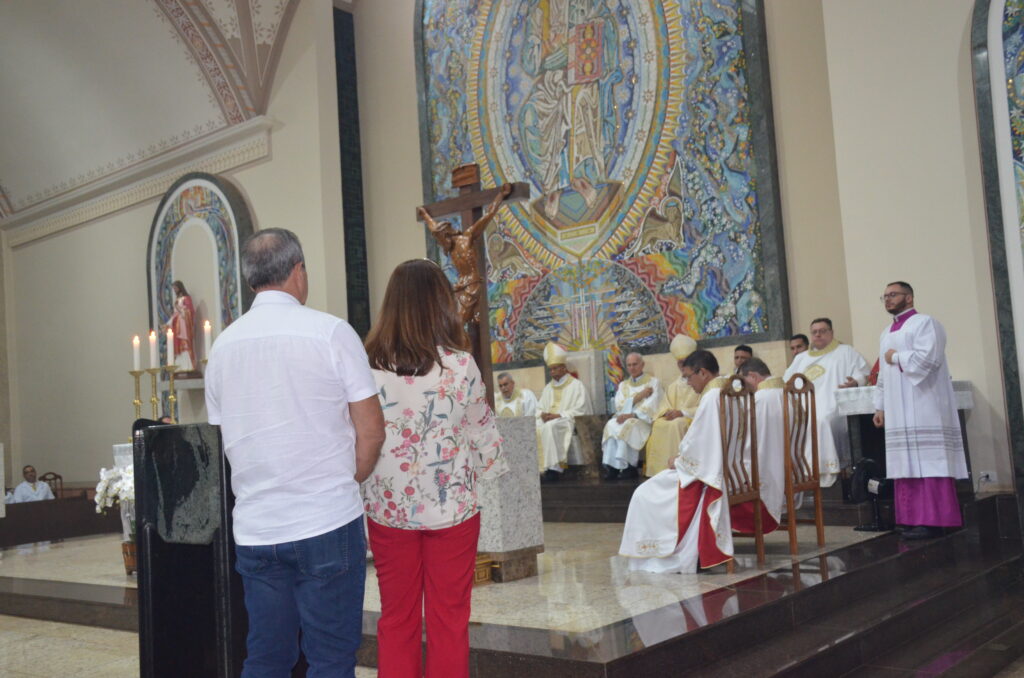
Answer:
[{"left": 363, "top": 349, "right": 507, "bottom": 530}]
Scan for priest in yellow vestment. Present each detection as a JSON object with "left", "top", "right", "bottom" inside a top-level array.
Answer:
[
  {"left": 644, "top": 335, "right": 702, "bottom": 476},
  {"left": 536, "top": 343, "right": 590, "bottom": 479}
]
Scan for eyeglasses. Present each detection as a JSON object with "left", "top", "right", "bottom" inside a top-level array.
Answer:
[{"left": 879, "top": 292, "right": 907, "bottom": 301}]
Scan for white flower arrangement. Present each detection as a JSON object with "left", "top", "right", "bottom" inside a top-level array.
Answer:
[{"left": 95, "top": 465, "right": 135, "bottom": 542}]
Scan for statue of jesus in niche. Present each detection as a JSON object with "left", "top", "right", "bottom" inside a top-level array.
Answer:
[{"left": 164, "top": 280, "right": 197, "bottom": 373}]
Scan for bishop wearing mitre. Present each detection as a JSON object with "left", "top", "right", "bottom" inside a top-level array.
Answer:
[{"left": 536, "top": 343, "right": 590, "bottom": 480}]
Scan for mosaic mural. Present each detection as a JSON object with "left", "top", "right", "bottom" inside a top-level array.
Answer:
[
  {"left": 1004, "top": 0, "right": 1024, "bottom": 243},
  {"left": 419, "top": 0, "right": 781, "bottom": 385}
]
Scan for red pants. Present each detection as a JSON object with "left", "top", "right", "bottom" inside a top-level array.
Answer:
[{"left": 368, "top": 513, "right": 480, "bottom": 678}]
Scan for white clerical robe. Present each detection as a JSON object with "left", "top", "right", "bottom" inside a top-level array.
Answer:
[
  {"left": 619, "top": 377, "right": 734, "bottom": 573},
  {"left": 753, "top": 379, "right": 787, "bottom": 525},
  {"left": 783, "top": 340, "right": 870, "bottom": 467},
  {"left": 602, "top": 374, "right": 662, "bottom": 470},
  {"left": 7, "top": 481, "right": 55, "bottom": 503},
  {"left": 496, "top": 388, "right": 539, "bottom": 418},
  {"left": 873, "top": 312, "right": 968, "bottom": 479},
  {"left": 536, "top": 375, "right": 590, "bottom": 472},
  {"left": 645, "top": 378, "right": 702, "bottom": 475}
]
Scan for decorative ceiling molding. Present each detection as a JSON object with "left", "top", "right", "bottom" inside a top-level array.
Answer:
[
  {"left": 3, "top": 116, "right": 273, "bottom": 249},
  {"left": 155, "top": 0, "right": 299, "bottom": 122}
]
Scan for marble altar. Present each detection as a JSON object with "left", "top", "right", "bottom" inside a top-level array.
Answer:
[{"left": 478, "top": 417, "right": 545, "bottom": 582}]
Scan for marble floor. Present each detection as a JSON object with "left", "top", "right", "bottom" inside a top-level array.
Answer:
[{"left": 1, "top": 523, "right": 878, "bottom": 635}]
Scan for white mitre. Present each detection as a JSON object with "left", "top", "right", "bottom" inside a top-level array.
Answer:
[
  {"left": 544, "top": 342, "right": 568, "bottom": 367},
  {"left": 669, "top": 334, "right": 698, "bottom": 361}
]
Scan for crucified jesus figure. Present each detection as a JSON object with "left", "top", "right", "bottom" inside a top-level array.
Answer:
[{"left": 417, "top": 183, "right": 513, "bottom": 325}]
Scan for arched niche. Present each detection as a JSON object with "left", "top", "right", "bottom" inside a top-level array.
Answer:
[{"left": 146, "top": 173, "right": 254, "bottom": 364}]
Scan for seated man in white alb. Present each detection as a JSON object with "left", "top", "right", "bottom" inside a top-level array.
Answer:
[
  {"left": 620, "top": 351, "right": 787, "bottom": 573},
  {"left": 495, "top": 371, "right": 538, "bottom": 418},
  {"left": 601, "top": 352, "right": 661, "bottom": 480},
  {"left": 536, "top": 343, "right": 590, "bottom": 482},
  {"left": 6, "top": 465, "right": 56, "bottom": 504},
  {"left": 783, "top": 317, "right": 869, "bottom": 469}
]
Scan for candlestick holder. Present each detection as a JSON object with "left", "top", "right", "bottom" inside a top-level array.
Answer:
[
  {"left": 145, "top": 368, "right": 161, "bottom": 419},
  {"left": 162, "top": 364, "right": 180, "bottom": 423},
  {"left": 128, "top": 370, "right": 144, "bottom": 420}
]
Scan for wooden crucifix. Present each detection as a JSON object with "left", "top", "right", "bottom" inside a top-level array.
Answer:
[{"left": 416, "top": 164, "right": 530, "bottom": 407}]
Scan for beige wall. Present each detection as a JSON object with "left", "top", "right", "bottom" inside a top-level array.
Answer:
[
  {"left": 4, "top": 0, "right": 345, "bottom": 482},
  {"left": 820, "top": 0, "right": 1012, "bottom": 489},
  {"left": 763, "top": 0, "right": 852, "bottom": 341},
  {"left": 353, "top": 0, "right": 427, "bottom": 320}
]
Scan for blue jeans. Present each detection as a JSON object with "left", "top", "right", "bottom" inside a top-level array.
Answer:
[{"left": 234, "top": 517, "right": 366, "bottom": 678}]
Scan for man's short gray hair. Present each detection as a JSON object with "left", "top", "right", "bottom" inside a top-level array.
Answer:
[
  {"left": 496, "top": 372, "right": 513, "bottom": 382},
  {"left": 242, "top": 229, "right": 305, "bottom": 290}
]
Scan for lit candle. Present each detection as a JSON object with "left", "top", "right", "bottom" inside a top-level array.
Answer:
[
  {"left": 132, "top": 335, "right": 140, "bottom": 371},
  {"left": 203, "top": 320, "right": 212, "bottom": 358},
  {"left": 149, "top": 331, "right": 158, "bottom": 369},
  {"left": 166, "top": 328, "right": 174, "bottom": 366}
]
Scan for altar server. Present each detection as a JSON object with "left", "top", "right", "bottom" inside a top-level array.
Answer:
[
  {"left": 536, "top": 343, "right": 590, "bottom": 480},
  {"left": 784, "top": 317, "right": 870, "bottom": 468},
  {"left": 872, "top": 282, "right": 967, "bottom": 539},
  {"left": 495, "top": 372, "right": 538, "bottom": 417},
  {"left": 644, "top": 335, "right": 702, "bottom": 476}
]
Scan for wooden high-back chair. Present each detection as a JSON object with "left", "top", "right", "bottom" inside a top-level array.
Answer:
[
  {"left": 39, "top": 471, "right": 63, "bottom": 498},
  {"left": 782, "top": 373, "right": 825, "bottom": 555},
  {"left": 718, "top": 375, "right": 765, "bottom": 572}
]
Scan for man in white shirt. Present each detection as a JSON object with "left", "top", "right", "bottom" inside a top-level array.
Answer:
[
  {"left": 536, "top": 343, "right": 590, "bottom": 481},
  {"left": 601, "top": 353, "right": 661, "bottom": 480},
  {"left": 873, "top": 282, "right": 967, "bottom": 539},
  {"left": 6, "top": 465, "right": 55, "bottom": 503},
  {"left": 205, "top": 228, "right": 385, "bottom": 678},
  {"left": 784, "top": 317, "right": 870, "bottom": 469},
  {"left": 495, "top": 372, "right": 538, "bottom": 417}
]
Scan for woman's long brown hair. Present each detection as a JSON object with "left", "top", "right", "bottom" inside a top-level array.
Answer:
[{"left": 365, "top": 259, "right": 470, "bottom": 376}]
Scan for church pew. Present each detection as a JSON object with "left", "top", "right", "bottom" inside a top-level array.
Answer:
[{"left": 0, "top": 496, "right": 122, "bottom": 547}]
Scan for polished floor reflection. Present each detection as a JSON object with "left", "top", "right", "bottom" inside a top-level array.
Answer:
[{"left": 0, "top": 523, "right": 879, "bottom": 636}]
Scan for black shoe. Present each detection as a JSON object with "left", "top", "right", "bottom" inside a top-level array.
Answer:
[
  {"left": 619, "top": 466, "right": 639, "bottom": 480},
  {"left": 603, "top": 465, "right": 620, "bottom": 481},
  {"left": 900, "top": 525, "right": 942, "bottom": 540},
  {"left": 542, "top": 469, "right": 561, "bottom": 483}
]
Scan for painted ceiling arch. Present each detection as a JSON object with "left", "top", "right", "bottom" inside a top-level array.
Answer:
[{"left": 0, "top": 0, "right": 297, "bottom": 223}]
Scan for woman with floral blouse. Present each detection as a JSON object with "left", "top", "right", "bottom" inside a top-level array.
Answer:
[{"left": 363, "top": 259, "right": 506, "bottom": 678}]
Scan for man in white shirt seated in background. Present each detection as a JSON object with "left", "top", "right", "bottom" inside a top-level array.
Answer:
[{"left": 6, "top": 465, "right": 55, "bottom": 503}]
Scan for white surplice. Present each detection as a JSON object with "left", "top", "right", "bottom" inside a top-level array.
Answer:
[
  {"left": 602, "top": 374, "right": 662, "bottom": 470},
  {"left": 783, "top": 340, "right": 870, "bottom": 468},
  {"left": 496, "top": 388, "right": 539, "bottom": 418},
  {"left": 536, "top": 375, "right": 590, "bottom": 473},
  {"left": 619, "top": 377, "right": 733, "bottom": 573},
  {"left": 873, "top": 312, "right": 968, "bottom": 479}
]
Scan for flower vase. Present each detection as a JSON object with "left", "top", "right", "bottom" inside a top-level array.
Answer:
[{"left": 122, "top": 541, "right": 137, "bottom": 575}]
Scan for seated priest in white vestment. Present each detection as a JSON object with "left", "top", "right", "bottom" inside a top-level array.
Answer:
[
  {"left": 601, "top": 352, "right": 662, "bottom": 480},
  {"left": 620, "top": 350, "right": 780, "bottom": 573},
  {"left": 495, "top": 372, "right": 538, "bottom": 418},
  {"left": 536, "top": 343, "right": 590, "bottom": 481},
  {"left": 645, "top": 335, "right": 702, "bottom": 476},
  {"left": 5, "top": 465, "right": 56, "bottom": 503},
  {"left": 873, "top": 282, "right": 968, "bottom": 540},
  {"left": 783, "top": 317, "right": 870, "bottom": 469}
]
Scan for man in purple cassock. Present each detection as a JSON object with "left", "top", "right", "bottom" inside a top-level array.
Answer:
[{"left": 872, "top": 281, "right": 968, "bottom": 539}]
